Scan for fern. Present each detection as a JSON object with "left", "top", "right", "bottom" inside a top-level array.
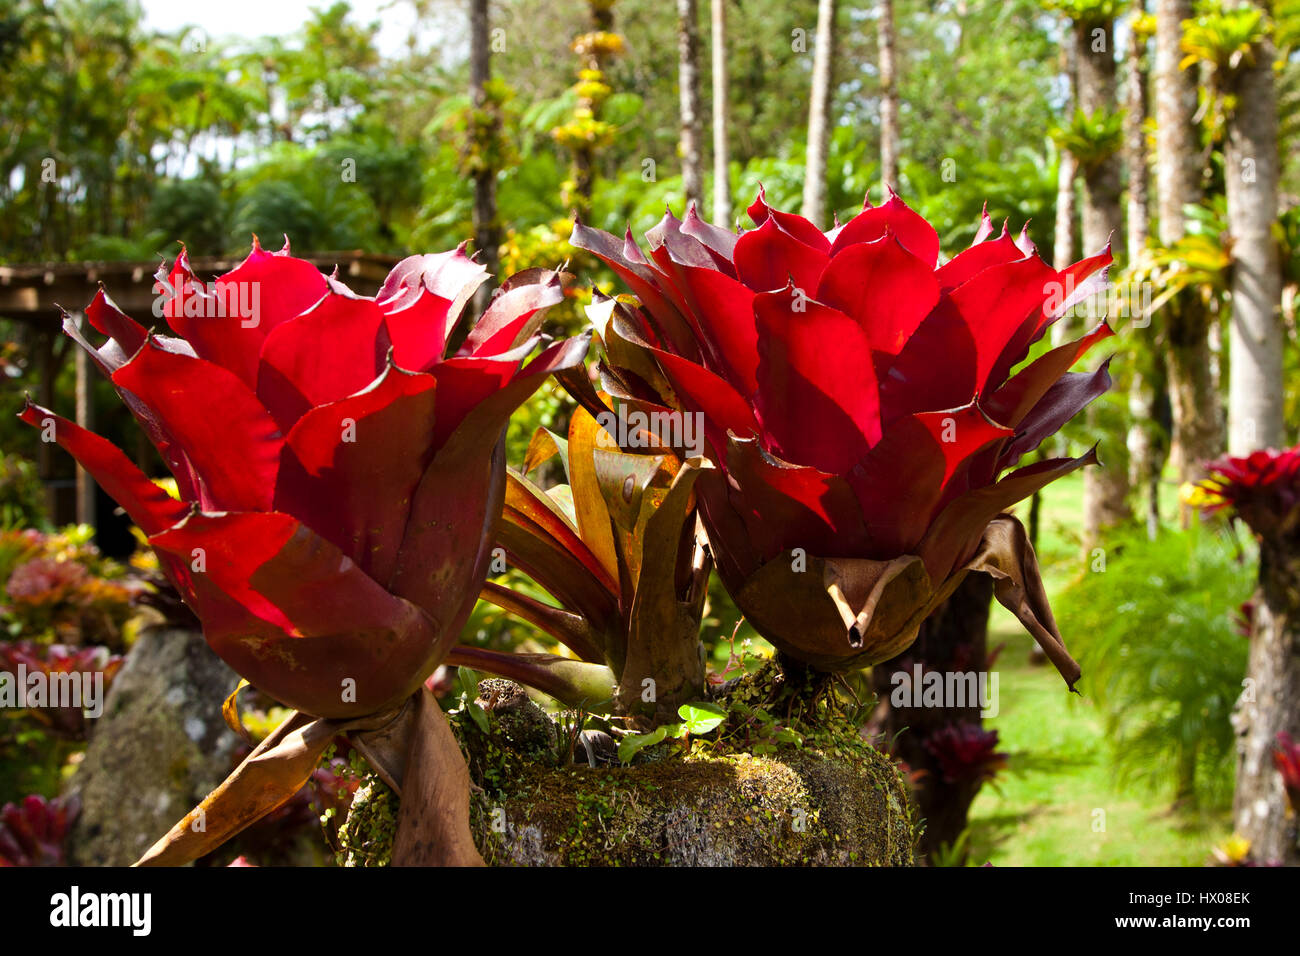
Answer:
[{"left": 1055, "top": 524, "right": 1253, "bottom": 807}]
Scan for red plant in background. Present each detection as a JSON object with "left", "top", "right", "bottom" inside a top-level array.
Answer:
[
  {"left": 1275, "top": 732, "right": 1300, "bottom": 814},
  {"left": 0, "top": 794, "right": 79, "bottom": 866},
  {"left": 1195, "top": 445, "right": 1300, "bottom": 526},
  {"left": 20, "top": 240, "right": 587, "bottom": 718},
  {"left": 5, "top": 558, "right": 90, "bottom": 606},
  {"left": 572, "top": 189, "right": 1112, "bottom": 680},
  {"left": 924, "top": 723, "right": 1007, "bottom": 785},
  {"left": 0, "top": 641, "right": 124, "bottom": 737},
  {"left": 1, "top": 537, "right": 139, "bottom": 649}
]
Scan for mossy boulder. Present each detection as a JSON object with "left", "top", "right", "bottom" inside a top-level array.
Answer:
[
  {"left": 64, "top": 627, "right": 242, "bottom": 866},
  {"left": 339, "top": 668, "right": 917, "bottom": 866}
]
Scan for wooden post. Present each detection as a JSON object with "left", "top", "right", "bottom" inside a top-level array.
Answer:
[{"left": 73, "top": 312, "right": 96, "bottom": 529}]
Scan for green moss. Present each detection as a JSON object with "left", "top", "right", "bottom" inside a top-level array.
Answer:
[
  {"left": 335, "top": 777, "right": 399, "bottom": 867},
  {"left": 339, "top": 660, "right": 918, "bottom": 867},
  {"left": 464, "top": 739, "right": 913, "bottom": 866}
]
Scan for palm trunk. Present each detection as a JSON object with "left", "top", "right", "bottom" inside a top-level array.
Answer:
[
  {"left": 1124, "top": 9, "right": 1164, "bottom": 537},
  {"left": 1234, "top": 534, "right": 1300, "bottom": 864},
  {"left": 878, "top": 0, "right": 899, "bottom": 190},
  {"left": 469, "top": 0, "right": 500, "bottom": 312},
  {"left": 1052, "top": 33, "right": 1078, "bottom": 347},
  {"left": 711, "top": 0, "right": 732, "bottom": 226},
  {"left": 1155, "top": 0, "right": 1222, "bottom": 482},
  {"left": 677, "top": 0, "right": 704, "bottom": 209},
  {"left": 1225, "top": 11, "right": 1283, "bottom": 455},
  {"left": 801, "top": 0, "right": 838, "bottom": 228},
  {"left": 1077, "top": 18, "right": 1132, "bottom": 547}
]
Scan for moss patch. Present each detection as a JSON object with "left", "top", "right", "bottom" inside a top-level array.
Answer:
[{"left": 340, "top": 662, "right": 917, "bottom": 866}]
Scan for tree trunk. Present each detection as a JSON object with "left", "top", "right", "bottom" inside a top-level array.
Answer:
[
  {"left": 878, "top": 0, "right": 899, "bottom": 190},
  {"left": 1225, "top": 13, "right": 1283, "bottom": 455},
  {"left": 677, "top": 0, "right": 704, "bottom": 209},
  {"left": 1233, "top": 535, "right": 1300, "bottom": 865},
  {"left": 869, "top": 572, "right": 995, "bottom": 863},
  {"left": 710, "top": 0, "right": 732, "bottom": 226},
  {"left": 1051, "top": 32, "right": 1078, "bottom": 347},
  {"left": 1155, "top": 0, "right": 1222, "bottom": 482},
  {"left": 1124, "top": 9, "right": 1164, "bottom": 537},
  {"left": 1076, "top": 18, "right": 1133, "bottom": 546},
  {"left": 801, "top": 0, "right": 837, "bottom": 229},
  {"left": 469, "top": 0, "right": 500, "bottom": 311}
]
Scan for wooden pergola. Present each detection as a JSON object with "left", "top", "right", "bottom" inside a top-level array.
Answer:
[{"left": 1, "top": 251, "right": 399, "bottom": 528}]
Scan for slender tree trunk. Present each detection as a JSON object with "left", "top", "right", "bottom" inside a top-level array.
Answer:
[
  {"left": 469, "top": 0, "right": 500, "bottom": 308},
  {"left": 711, "top": 0, "right": 732, "bottom": 226},
  {"left": 1076, "top": 18, "right": 1132, "bottom": 546},
  {"left": 677, "top": 0, "right": 704, "bottom": 209},
  {"left": 1124, "top": 10, "right": 1164, "bottom": 537},
  {"left": 1233, "top": 533, "right": 1300, "bottom": 864},
  {"left": 801, "top": 0, "right": 838, "bottom": 228},
  {"left": 878, "top": 0, "right": 899, "bottom": 190},
  {"left": 1052, "top": 33, "right": 1078, "bottom": 347},
  {"left": 1225, "top": 14, "right": 1283, "bottom": 455},
  {"left": 1155, "top": 0, "right": 1222, "bottom": 482}
]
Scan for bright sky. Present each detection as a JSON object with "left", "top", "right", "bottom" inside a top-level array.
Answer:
[{"left": 137, "top": 0, "right": 444, "bottom": 60}]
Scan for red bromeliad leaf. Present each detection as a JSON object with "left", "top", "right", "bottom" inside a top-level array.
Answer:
[
  {"left": 816, "top": 232, "right": 939, "bottom": 354},
  {"left": 828, "top": 190, "right": 941, "bottom": 267},
  {"left": 753, "top": 290, "right": 881, "bottom": 474},
  {"left": 113, "top": 336, "right": 284, "bottom": 513},
  {"left": 733, "top": 216, "right": 829, "bottom": 293},
  {"left": 724, "top": 435, "right": 870, "bottom": 560},
  {"left": 18, "top": 400, "right": 188, "bottom": 535},
  {"left": 574, "top": 189, "right": 1109, "bottom": 679},
  {"left": 24, "top": 241, "right": 587, "bottom": 719},
  {"left": 257, "top": 285, "right": 391, "bottom": 430},
  {"left": 274, "top": 364, "right": 438, "bottom": 584}
]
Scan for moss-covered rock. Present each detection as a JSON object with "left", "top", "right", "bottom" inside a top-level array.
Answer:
[
  {"left": 64, "top": 627, "right": 242, "bottom": 866},
  {"left": 340, "top": 665, "right": 917, "bottom": 866}
]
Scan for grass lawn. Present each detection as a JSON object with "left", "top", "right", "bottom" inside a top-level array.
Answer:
[{"left": 961, "top": 470, "right": 1234, "bottom": 866}]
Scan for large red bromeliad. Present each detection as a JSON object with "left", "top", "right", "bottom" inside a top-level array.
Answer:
[
  {"left": 572, "top": 189, "right": 1115, "bottom": 684},
  {"left": 20, "top": 240, "right": 587, "bottom": 720}
]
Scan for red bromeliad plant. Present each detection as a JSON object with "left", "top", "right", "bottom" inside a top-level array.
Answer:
[
  {"left": 0, "top": 794, "right": 79, "bottom": 867},
  {"left": 0, "top": 642, "right": 124, "bottom": 738},
  {"left": 571, "top": 189, "right": 1114, "bottom": 684},
  {"left": 1193, "top": 444, "right": 1300, "bottom": 863},
  {"left": 19, "top": 239, "right": 587, "bottom": 866}
]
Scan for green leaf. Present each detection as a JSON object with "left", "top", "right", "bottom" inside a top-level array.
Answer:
[
  {"left": 617, "top": 725, "right": 669, "bottom": 763},
  {"left": 677, "top": 701, "right": 727, "bottom": 735},
  {"left": 774, "top": 728, "right": 804, "bottom": 747},
  {"left": 466, "top": 701, "right": 490, "bottom": 735},
  {"left": 457, "top": 666, "right": 480, "bottom": 700}
]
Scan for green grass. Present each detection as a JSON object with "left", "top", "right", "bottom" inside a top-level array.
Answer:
[{"left": 959, "top": 470, "right": 1233, "bottom": 866}]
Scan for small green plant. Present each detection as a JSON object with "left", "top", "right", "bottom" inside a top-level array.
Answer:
[
  {"left": 1055, "top": 524, "right": 1253, "bottom": 807},
  {"left": 616, "top": 701, "right": 727, "bottom": 763}
]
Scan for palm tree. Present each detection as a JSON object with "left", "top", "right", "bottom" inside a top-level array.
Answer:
[
  {"left": 1068, "top": 2, "right": 1134, "bottom": 544},
  {"left": 469, "top": 0, "right": 500, "bottom": 299},
  {"left": 801, "top": 0, "right": 838, "bottom": 228},
  {"left": 711, "top": 0, "right": 732, "bottom": 225},
  {"left": 1155, "top": 0, "right": 1223, "bottom": 482},
  {"left": 878, "top": 0, "right": 899, "bottom": 190},
  {"left": 1223, "top": 1, "right": 1284, "bottom": 453},
  {"left": 677, "top": 0, "right": 704, "bottom": 208}
]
